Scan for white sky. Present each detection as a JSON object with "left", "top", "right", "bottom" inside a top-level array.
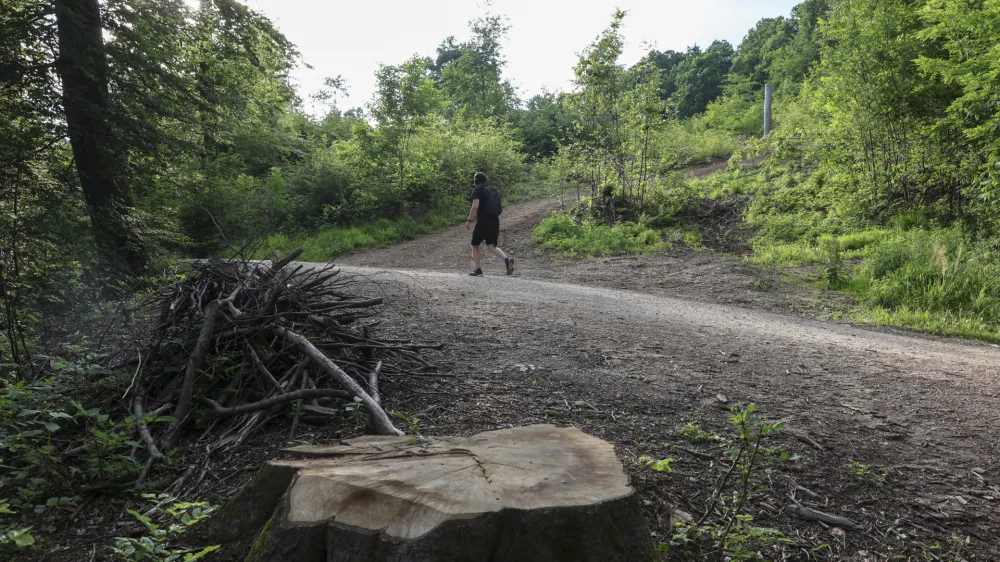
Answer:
[{"left": 239, "top": 0, "right": 801, "bottom": 111}]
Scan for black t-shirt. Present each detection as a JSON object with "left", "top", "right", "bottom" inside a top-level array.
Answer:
[{"left": 471, "top": 185, "right": 498, "bottom": 222}]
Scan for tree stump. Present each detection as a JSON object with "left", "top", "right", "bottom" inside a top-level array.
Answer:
[{"left": 211, "top": 425, "right": 653, "bottom": 562}]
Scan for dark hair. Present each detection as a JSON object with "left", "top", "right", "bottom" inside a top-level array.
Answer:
[{"left": 474, "top": 172, "right": 488, "bottom": 186}]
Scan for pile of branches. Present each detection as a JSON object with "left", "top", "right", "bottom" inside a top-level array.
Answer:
[{"left": 114, "top": 251, "right": 439, "bottom": 484}]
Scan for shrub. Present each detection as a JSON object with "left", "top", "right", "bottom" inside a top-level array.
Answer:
[{"left": 532, "top": 213, "right": 668, "bottom": 256}]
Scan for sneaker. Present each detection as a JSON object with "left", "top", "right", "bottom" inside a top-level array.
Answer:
[
  {"left": 469, "top": 268, "right": 483, "bottom": 277},
  {"left": 505, "top": 257, "right": 515, "bottom": 276}
]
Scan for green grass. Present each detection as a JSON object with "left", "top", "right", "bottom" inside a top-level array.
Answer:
[
  {"left": 855, "top": 306, "right": 1000, "bottom": 343},
  {"left": 747, "top": 225, "right": 1000, "bottom": 341},
  {"left": 659, "top": 121, "right": 740, "bottom": 168},
  {"left": 748, "top": 229, "right": 893, "bottom": 267},
  {"left": 504, "top": 179, "right": 563, "bottom": 206},
  {"left": 532, "top": 213, "right": 670, "bottom": 256}
]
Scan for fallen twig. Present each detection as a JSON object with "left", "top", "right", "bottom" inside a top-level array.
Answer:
[
  {"left": 674, "top": 446, "right": 716, "bottom": 460},
  {"left": 785, "top": 429, "right": 825, "bottom": 451},
  {"left": 786, "top": 505, "right": 858, "bottom": 529}
]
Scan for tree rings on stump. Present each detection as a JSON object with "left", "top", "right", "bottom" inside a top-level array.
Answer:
[{"left": 212, "top": 424, "right": 653, "bottom": 561}]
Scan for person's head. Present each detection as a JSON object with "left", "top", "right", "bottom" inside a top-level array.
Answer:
[{"left": 474, "top": 172, "right": 488, "bottom": 186}]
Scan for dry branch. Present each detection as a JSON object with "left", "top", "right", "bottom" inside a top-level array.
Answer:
[
  {"left": 369, "top": 361, "right": 382, "bottom": 406},
  {"left": 133, "top": 397, "right": 163, "bottom": 461},
  {"left": 165, "top": 298, "right": 220, "bottom": 449},
  {"left": 275, "top": 326, "right": 402, "bottom": 436},
  {"left": 200, "top": 389, "right": 351, "bottom": 416}
]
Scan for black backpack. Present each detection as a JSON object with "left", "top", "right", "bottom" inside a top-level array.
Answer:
[{"left": 481, "top": 185, "right": 503, "bottom": 216}]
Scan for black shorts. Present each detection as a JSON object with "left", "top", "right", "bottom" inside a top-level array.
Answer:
[{"left": 471, "top": 218, "right": 500, "bottom": 246}]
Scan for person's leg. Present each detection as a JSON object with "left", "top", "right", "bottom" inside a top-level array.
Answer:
[
  {"left": 470, "top": 225, "right": 485, "bottom": 275},
  {"left": 486, "top": 245, "right": 507, "bottom": 260},
  {"left": 484, "top": 220, "right": 513, "bottom": 275},
  {"left": 472, "top": 244, "right": 483, "bottom": 269}
]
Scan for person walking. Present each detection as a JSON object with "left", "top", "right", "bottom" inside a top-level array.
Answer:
[{"left": 465, "top": 172, "right": 514, "bottom": 277}]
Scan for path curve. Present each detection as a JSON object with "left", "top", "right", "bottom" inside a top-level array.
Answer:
[
  {"left": 327, "top": 186, "right": 1000, "bottom": 555},
  {"left": 339, "top": 266, "right": 1000, "bottom": 379}
]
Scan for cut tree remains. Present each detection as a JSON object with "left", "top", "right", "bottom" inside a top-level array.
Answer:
[
  {"left": 210, "top": 425, "right": 654, "bottom": 562},
  {"left": 101, "top": 251, "right": 440, "bottom": 487}
]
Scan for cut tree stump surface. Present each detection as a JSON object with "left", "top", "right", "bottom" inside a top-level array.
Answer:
[{"left": 214, "top": 424, "right": 653, "bottom": 562}]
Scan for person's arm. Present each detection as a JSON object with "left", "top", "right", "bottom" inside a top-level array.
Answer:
[{"left": 465, "top": 199, "right": 479, "bottom": 230}]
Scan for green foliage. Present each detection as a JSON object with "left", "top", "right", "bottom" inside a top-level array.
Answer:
[
  {"left": 532, "top": 213, "right": 668, "bottom": 256},
  {"left": 918, "top": 536, "right": 971, "bottom": 562},
  {"left": 710, "top": 153, "right": 1000, "bottom": 339},
  {"left": 672, "top": 41, "right": 735, "bottom": 118},
  {"left": 728, "top": 1, "right": 828, "bottom": 93},
  {"left": 437, "top": 12, "right": 517, "bottom": 121},
  {"left": 638, "top": 456, "right": 674, "bottom": 473},
  {"left": 392, "top": 412, "right": 424, "bottom": 436},
  {"left": 661, "top": 404, "right": 792, "bottom": 560},
  {"left": 0, "top": 498, "right": 35, "bottom": 552},
  {"left": 819, "top": 235, "right": 844, "bottom": 288},
  {"left": 342, "top": 397, "right": 366, "bottom": 429},
  {"left": 678, "top": 421, "right": 723, "bottom": 445},
  {"left": 656, "top": 120, "right": 739, "bottom": 169},
  {"left": 0, "top": 355, "right": 180, "bottom": 552},
  {"left": 517, "top": 92, "right": 574, "bottom": 160},
  {"left": 846, "top": 460, "right": 887, "bottom": 487},
  {"left": 111, "top": 494, "right": 220, "bottom": 561}
]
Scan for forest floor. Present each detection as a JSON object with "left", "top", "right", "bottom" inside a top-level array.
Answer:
[{"left": 332, "top": 179, "right": 1000, "bottom": 560}]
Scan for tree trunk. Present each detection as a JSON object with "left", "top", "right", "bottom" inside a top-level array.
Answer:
[
  {"left": 209, "top": 425, "right": 654, "bottom": 562},
  {"left": 54, "top": 0, "right": 147, "bottom": 279}
]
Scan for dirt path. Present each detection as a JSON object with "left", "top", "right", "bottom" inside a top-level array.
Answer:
[{"left": 336, "top": 194, "right": 1000, "bottom": 560}]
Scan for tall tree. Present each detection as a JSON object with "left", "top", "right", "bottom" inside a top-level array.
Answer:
[
  {"left": 632, "top": 49, "right": 686, "bottom": 101},
  {"left": 730, "top": 17, "right": 794, "bottom": 89},
  {"left": 518, "top": 92, "right": 573, "bottom": 160},
  {"left": 369, "top": 57, "right": 442, "bottom": 198},
  {"left": 816, "top": 0, "right": 927, "bottom": 211},
  {"left": 673, "top": 41, "right": 734, "bottom": 117},
  {"left": 572, "top": 9, "right": 628, "bottom": 199},
  {"left": 54, "top": 0, "right": 147, "bottom": 277},
  {"left": 438, "top": 13, "right": 516, "bottom": 120}
]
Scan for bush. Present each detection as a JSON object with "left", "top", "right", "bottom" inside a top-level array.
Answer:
[{"left": 532, "top": 213, "right": 668, "bottom": 256}]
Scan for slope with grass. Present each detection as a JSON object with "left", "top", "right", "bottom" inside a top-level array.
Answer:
[{"left": 682, "top": 166, "right": 1000, "bottom": 343}]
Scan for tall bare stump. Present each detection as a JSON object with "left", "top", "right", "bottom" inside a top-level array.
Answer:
[{"left": 212, "top": 425, "right": 653, "bottom": 562}]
